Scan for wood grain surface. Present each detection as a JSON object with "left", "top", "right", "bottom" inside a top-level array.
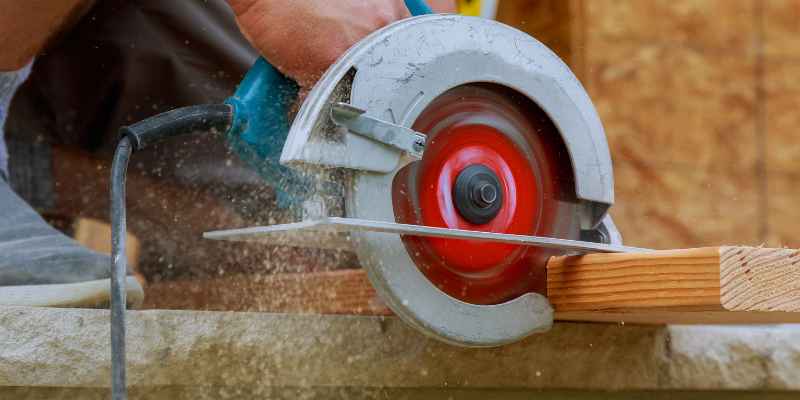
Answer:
[{"left": 144, "top": 246, "right": 800, "bottom": 324}]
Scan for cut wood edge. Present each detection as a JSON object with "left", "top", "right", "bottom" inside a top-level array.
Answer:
[{"left": 720, "top": 246, "right": 800, "bottom": 312}]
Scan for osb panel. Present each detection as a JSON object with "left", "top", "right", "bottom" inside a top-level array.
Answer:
[
  {"left": 764, "top": 60, "right": 800, "bottom": 173},
  {"left": 584, "top": 0, "right": 755, "bottom": 51},
  {"left": 611, "top": 159, "right": 759, "bottom": 249},
  {"left": 766, "top": 172, "right": 800, "bottom": 248},
  {"left": 495, "top": 0, "right": 578, "bottom": 67},
  {"left": 579, "top": 0, "right": 761, "bottom": 247},
  {"left": 586, "top": 42, "right": 758, "bottom": 171},
  {"left": 764, "top": 0, "right": 800, "bottom": 58},
  {"left": 764, "top": 61, "right": 800, "bottom": 248},
  {"left": 498, "top": 1, "right": 767, "bottom": 248}
]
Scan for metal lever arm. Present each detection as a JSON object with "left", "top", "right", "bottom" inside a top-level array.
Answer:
[{"left": 330, "top": 103, "right": 427, "bottom": 159}]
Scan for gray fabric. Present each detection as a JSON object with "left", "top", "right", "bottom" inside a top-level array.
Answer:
[
  {"left": 0, "top": 63, "right": 32, "bottom": 179},
  {"left": 0, "top": 178, "right": 111, "bottom": 286},
  {"left": 0, "top": 141, "right": 5, "bottom": 182}
]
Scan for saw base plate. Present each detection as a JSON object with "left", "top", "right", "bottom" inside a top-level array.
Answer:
[{"left": 204, "top": 217, "right": 647, "bottom": 254}]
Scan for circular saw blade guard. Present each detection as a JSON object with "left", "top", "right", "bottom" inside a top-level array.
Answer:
[{"left": 277, "top": 15, "right": 617, "bottom": 346}]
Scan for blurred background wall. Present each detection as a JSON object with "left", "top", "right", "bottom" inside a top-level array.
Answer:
[{"left": 498, "top": 0, "right": 799, "bottom": 250}]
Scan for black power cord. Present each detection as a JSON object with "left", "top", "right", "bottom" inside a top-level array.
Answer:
[{"left": 109, "top": 104, "right": 233, "bottom": 400}]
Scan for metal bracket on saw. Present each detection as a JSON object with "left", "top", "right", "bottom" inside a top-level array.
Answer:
[{"left": 330, "top": 102, "right": 427, "bottom": 159}]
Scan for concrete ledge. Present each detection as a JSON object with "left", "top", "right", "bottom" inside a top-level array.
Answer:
[{"left": 1, "top": 306, "right": 800, "bottom": 392}]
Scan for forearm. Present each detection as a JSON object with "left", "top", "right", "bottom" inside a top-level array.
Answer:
[{"left": 0, "top": 0, "right": 94, "bottom": 71}]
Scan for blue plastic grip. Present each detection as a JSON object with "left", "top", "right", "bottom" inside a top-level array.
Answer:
[
  {"left": 224, "top": 58, "right": 307, "bottom": 206},
  {"left": 404, "top": 0, "right": 433, "bottom": 16}
]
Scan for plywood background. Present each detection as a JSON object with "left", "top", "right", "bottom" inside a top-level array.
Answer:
[{"left": 498, "top": 0, "right": 799, "bottom": 250}]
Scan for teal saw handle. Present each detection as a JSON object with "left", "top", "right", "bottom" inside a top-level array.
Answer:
[
  {"left": 224, "top": 58, "right": 307, "bottom": 207},
  {"left": 225, "top": 1, "right": 432, "bottom": 207},
  {"left": 226, "top": 58, "right": 297, "bottom": 163}
]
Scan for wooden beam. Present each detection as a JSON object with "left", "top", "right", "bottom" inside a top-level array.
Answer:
[
  {"left": 74, "top": 217, "right": 144, "bottom": 282},
  {"left": 548, "top": 246, "right": 800, "bottom": 323},
  {"left": 143, "top": 246, "right": 800, "bottom": 324},
  {"left": 143, "top": 269, "right": 391, "bottom": 316},
  {"left": 547, "top": 247, "right": 721, "bottom": 312}
]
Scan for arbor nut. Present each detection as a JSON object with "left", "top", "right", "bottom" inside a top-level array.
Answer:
[
  {"left": 474, "top": 182, "right": 499, "bottom": 208},
  {"left": 453, "top": 164, "right": 504, "bottom": 225}
]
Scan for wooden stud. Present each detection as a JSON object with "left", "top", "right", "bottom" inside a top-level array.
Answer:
[
  {"left": 143, "top": 269, "right": 391, "bottom": 316},
  {"left": 74, "top": 217, "right": 140, "bottom": 268},
  {"left": 548, "top": 246, "right": 800, "bottom": 323},
  {"left": 547, "top": 247, "right": 722, "bottom": 312},
  {"left": 142, "top": 246, "right": 800, "bottom": 324}
]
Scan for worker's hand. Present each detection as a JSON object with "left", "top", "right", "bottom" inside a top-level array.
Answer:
[{"left": 227, "top": 0, "right": 456, "bottom": 88}]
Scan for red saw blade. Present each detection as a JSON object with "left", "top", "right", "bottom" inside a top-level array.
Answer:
[{"left": 392, "top": 84, "right": 581, "bottom": 305}]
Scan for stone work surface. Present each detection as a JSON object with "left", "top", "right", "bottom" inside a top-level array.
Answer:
[
  {"left": 665, "top": 326, "right": 800, "bottom": 390},
  {"left": 2, "top": 306, "right": 800, "bottom": 395},
  {"left": 5, "top": 387, "right": 800, "bottom": 400}
]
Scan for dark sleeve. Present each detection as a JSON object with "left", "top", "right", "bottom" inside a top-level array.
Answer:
[{"left": 7, "top": 0, "right": 257, "bottom": 152}]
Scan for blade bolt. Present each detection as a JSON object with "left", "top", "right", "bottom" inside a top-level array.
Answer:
[{"left": 474, "top": 182, "right": 498, "bottom": 208}]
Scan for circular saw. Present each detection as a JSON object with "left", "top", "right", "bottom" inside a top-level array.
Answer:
[
  {"left": 106, "top": 6, "right": 645, "bottom": 398},
  {"left": 205, "top": 14, "right": 642, "bottom": 346}
]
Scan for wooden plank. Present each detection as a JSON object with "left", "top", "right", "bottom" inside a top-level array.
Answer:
[
  {"left": 143, "top": 269, "right": 391, "bottom": 316},
  {"left": 547, "top": 247, "right": 722, "bottom": 312},
  {"left": 547, "top": 246, "right": 800, "bottom": 323},
  {"left": 143, "top": 246, "right": 800, "bottom": 324},
  {"left": 74, "top": 217, "right": 141, "bottom": 272}
]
